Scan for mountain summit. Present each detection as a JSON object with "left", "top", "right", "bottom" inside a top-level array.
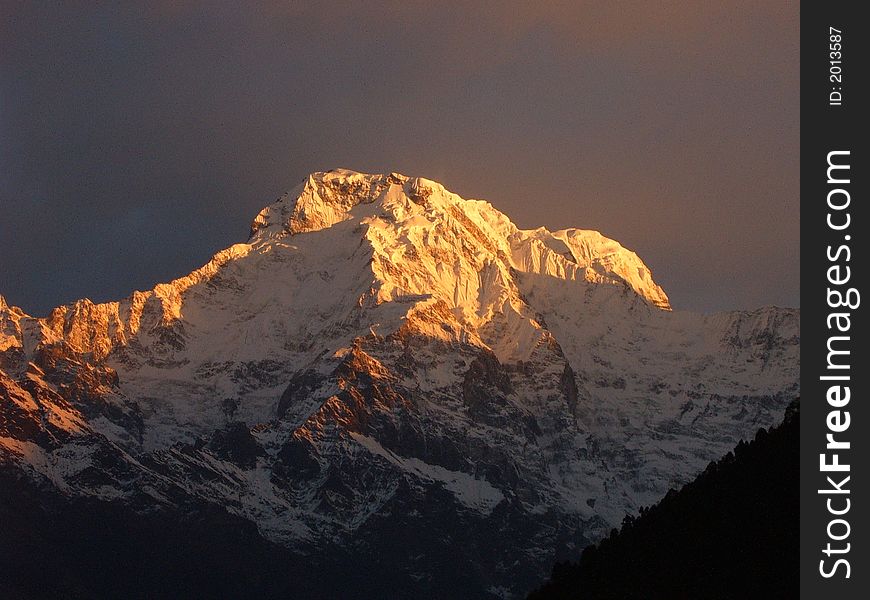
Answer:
[
  {"left": 249, "top": 169, "right": 670, "bottom": 311},
  {"left": 1, "top": 170, "right": 797, "bottom": 598}
]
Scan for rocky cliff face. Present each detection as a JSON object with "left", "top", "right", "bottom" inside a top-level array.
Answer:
[{"left": 0, "top": 170, "right": 798, "bottom": 598}]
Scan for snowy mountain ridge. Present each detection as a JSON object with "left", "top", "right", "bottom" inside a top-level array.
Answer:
[{"left": 0, "top": 169, "right": 798, "bottom": 598}]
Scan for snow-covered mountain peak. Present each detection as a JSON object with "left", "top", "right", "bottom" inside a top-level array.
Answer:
[
  {"left": 246, "top": 169, "right": 670, "bottom": 311},
  {"left": 1, "top": 168, "right": 673, "bottom": 373},
  {"left": 249, "top": 169, "right": 413, "bottom": 240}
]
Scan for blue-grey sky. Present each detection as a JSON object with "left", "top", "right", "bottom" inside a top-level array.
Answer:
[{"left": 0, "top": 1, "right": 798, "bottom": 315}]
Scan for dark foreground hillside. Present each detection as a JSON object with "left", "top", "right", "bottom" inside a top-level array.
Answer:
[
  {"left": 0, "top": 477, "right": 312, "bottom": 600},
  {"left": 530, "top": 401, "right": 799, "bottom": 600},
  {"left": 0, "top": 472, "right": 483, "bottom": 600}
]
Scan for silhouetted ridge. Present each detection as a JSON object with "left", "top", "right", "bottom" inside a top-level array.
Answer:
[{"left": 529, "top": 400, "right": 799, "bottom": 599}]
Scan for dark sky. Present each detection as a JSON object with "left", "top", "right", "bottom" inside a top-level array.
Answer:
[{"left": 0, "top": 1, "right": 799, "bottom": 315}]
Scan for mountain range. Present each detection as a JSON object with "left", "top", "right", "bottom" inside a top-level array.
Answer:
[{"left": 0, "top": 169, "right": 799, "bottom": 598}]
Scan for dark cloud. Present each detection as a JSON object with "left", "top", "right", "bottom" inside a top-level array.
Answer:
[{"left": 0, "top": 1, "right": 798, "bottom": 314}]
